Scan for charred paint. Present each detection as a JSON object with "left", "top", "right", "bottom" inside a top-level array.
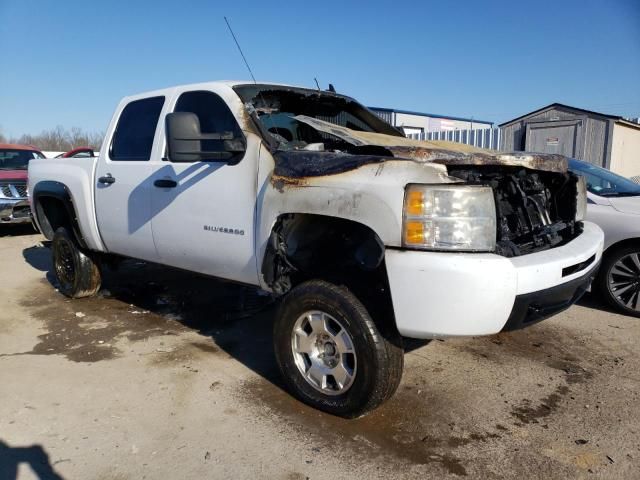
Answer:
[
  {"left": 273, "top": 150, "right": 388, "bottom": 179},
  {"left": 268, "top": 121, "right": 567, "bottom": 185},
  {"left": 270, "top": 174, "right": 309, "bottom": 193},
  {"left": 239, "top": 87, "right": 568, "bottom": 183},
  {"left": 292, "top": 115, "right": 568, "bottom": 174}
]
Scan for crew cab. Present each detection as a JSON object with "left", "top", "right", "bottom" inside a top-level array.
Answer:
[
  {"left": 28, "top": 81, "right": 604, "bottom": 417},
  {"left": 0, "top": 143, "right": 45, "bottom": 224}
]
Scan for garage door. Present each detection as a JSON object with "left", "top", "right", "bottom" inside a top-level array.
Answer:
[{"left": 525, "top": 120, "right": 583, "bottom": 157}]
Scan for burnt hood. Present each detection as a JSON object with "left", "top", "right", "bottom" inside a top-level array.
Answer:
[{"left": 292, "top": 115, "right": 568, "bottom": 174}]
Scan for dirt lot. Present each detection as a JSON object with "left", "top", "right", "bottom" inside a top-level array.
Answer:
[{"left": 1, "top": 226, "right": 639, "bottom": 479}]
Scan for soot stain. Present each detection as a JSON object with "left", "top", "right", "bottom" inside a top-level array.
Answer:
[
  {"left": 18, "top": 283, "right": 187, "bottom": 362},
  {"left": 242, "top": 378, "right": 511, "bottom": 476},
  {"left": 147, "top": 341, "right": 222, "bottom": 367},
  {"left": 18, "top": 256, "right": 272, "bottom": 363},
  {"left": 455, "top": 325, "right": 597, "bottom": 425},
  {"left": 190, "top": 342, "right": 220, "bottom": 354},
  {"left": 511, "top": 385, "right": 570, "bottom": 425}
]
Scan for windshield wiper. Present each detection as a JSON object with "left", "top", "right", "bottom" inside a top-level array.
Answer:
[
  {"left": 598, "top": 191, "right": 640, "bottom": 197},
  {"left": 613, "top": 192, "right": 640, "bottom": 197}
]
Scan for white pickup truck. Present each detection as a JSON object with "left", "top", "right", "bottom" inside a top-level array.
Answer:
[{"left": 28, "top": 81, "right": 604, "bottom": 417}]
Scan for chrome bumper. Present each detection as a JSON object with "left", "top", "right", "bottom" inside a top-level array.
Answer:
[{"left": 0, "top": 198, "right": 32, "bottom": 224}]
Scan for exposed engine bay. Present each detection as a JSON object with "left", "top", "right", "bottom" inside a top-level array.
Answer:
[
  {"left": 448, "top": 166, "right": 582, "bottom": 257},
  {"left": 235, "top": 84, "right": 581, "bottom": 260}
]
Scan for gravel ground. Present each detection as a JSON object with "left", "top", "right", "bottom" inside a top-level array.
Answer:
[{"left": 1, "top": 226, "right": 638, "bottom": 479}]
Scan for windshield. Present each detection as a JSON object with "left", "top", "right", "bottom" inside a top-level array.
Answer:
[
  {"left": 234, "top": 84, "right": 402, "bottom": 151},
  {"left": 0, "top": 149, "right": 43, "bottom": 170},
  {"left": 569, "top": 159, "right": 640, "bottom": 197}
]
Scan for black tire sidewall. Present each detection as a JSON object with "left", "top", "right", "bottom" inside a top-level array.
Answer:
[
  {"left": 597, "top": 245, "right": 640, "bottom": 318},
  {"left": 52, "top": 227, "right": 83, "bottom": 296},
  {"left": 274, "top": 281, "right": 387, "bottom": 417},
  {"left": 52, "top": 227, "right": 101, "bottom": 298}
]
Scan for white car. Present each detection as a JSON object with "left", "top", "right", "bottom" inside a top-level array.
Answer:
[{"left": 569, "top": 159, "right": 640, "bottom": 317}]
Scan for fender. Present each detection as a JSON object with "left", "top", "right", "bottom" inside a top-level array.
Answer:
[{"left": 32, "top": 180, "right": 88, "bottom": 249}]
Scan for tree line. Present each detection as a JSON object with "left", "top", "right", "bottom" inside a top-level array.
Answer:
[{"left": 0, "top": 126, "right": 104, "bottom": 152}]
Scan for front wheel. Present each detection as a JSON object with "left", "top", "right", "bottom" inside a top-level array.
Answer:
[
  {"left": 596, "top": 245, "right": 640, "bottom": 318},
  {"left": 273, "top": 280, "right": 403, "bottom": 418},
  {"left": 52, "top": 227, "right": 102, "bottom": 298}
]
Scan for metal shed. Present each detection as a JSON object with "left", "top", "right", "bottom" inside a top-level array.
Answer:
[{"left": 500, "top": 103, "right": 640, "bottom": 177}]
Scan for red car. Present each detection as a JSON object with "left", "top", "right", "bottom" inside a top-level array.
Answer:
[
  {"left": 0, "top": 143, "right": 45, "bottom": 224},
  {"left": 57, "top": 147, "right": 99, "bottom": 158}
]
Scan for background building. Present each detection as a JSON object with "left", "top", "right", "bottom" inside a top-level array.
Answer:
[
  {"left": 500, "top": 103, "right": 640, "bottom": 177},
  {"left": 369, "top": 107, "right": 493, "bottom": 137}
]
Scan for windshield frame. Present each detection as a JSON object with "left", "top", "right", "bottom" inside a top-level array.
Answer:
[
  {"left": 568, "top": 158, "right": 640, "bottom": 197},
  {"left": 233, "top": 84, "right": 403, "bottom": 150}
]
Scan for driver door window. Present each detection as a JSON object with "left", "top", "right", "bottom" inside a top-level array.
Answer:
[{"left": 172, "top": 91, "right": 244, "bottom": 160}]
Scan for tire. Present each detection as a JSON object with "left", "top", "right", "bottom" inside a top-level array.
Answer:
[
  {"left": 595, "top": 245, "right": 640, "bottom": 318},
  {"left": 273, "top": 280, "right": 404, "bottom": 418},
  {"left": 52, "top": 227, "right": 102, "bottom": 298}
]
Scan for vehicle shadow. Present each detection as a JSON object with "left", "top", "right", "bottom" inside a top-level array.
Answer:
[
  {"left": 0, "top": 439, "right": 64, "bottom": 480},
  {"left": 576, "top": 291, "right": 623, "bottom": 316},
  {"left": 22, "top": 243, "right": 52, "bottom": 272},
  {"left": 22, "top": 244, "right": 425, "bottom": 393},
  {"left": 23, "top": 244, "right": 286, "bottom": 388},
  {"left": 0, "top": 224, "right": 37, "bottom": 237}
]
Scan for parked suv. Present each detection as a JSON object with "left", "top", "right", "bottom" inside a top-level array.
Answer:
[{"left": 0, "top": 143, "right": 44, "bottom": 224}]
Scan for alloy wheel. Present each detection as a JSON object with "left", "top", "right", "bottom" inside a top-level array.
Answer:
[
  {"left": 607, "top": 252, "right": 640, "bottom": 311},
  {"left": 291, "top": 310, "right": 357, "bottom": 395}
]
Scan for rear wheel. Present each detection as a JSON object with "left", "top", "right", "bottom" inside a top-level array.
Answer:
[
  {"left": 596, "top": 245, "right": 640, "bottom": 318},
  {"left": 273, "top": 280, "right": 403, "bottom": 418},
  {"left": 52, "top": 227, "right": 102, "bottom": 298}
]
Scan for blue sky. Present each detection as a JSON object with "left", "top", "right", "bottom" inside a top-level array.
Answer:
[{"left": 1, "top": 0, "right": 639, "bottom": 137}]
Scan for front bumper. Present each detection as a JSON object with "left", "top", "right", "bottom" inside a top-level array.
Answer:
[
  {"left": 0, "top": 198, "right": 32, "bottom": 224},
  {"left": 501, "top": 261, "right": 598, "bottom": 331},
  {"left": 385, "top": 221, "right": 604, "bottom": 338}
]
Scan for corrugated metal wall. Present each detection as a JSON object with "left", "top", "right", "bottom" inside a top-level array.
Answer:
[
  {"left": 500, "top": 106, "right": 613, "bottom": 167},
  {"left": 372, "top": 110, "right": 394, "bottom": 124},
  {"left": 408, "top": 128, "right": 502, "bottom": 150}
]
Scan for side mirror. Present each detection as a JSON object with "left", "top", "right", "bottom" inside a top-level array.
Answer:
[{"left": 165, "top": 112, "right": 246, "bottom": 163}]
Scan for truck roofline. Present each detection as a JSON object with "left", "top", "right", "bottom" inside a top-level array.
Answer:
[{"left": 120, "top": 80, "right": 300, "bottom": 103}]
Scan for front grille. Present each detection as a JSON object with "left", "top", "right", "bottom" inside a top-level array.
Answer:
[
  {"left": 15, "top": 184, "right": 27, "bottom": 197},
  {"left": 448, "top": 166, "right": 581, "bottom": 257},
  {"left": 0, "top": 182, "right": 28, "bottom": 199}
]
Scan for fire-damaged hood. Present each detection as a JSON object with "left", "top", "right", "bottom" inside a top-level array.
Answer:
[
  {"left": 283, "top": 115, "right": 568, "bottom": 176},
  {"left": 264, "top": 114, "right": 582, "bottom": 260}
]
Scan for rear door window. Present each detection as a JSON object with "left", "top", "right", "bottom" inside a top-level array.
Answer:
[{"left": 110, "top": 96, "right": 165, "bottom": 161}]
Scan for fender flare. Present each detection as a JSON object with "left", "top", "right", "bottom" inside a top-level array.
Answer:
[{"left": 32, "top": 180, "right": 87, "bottom": 249}]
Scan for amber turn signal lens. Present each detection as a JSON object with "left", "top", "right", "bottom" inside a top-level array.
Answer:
[
  {"left": 404, "top": 221, "right": 425, "bottom": 244},
  {"left": 406, "top": 189, "right": 424, "bottom": 216}
]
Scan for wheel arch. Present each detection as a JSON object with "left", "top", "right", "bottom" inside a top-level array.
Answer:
[
  {"left": 604, "top": 237, "right": 640, "bottom": 257},
  {"left": 32, "top": 180, "right": 87, "bottom": 249},
  {"left": 260, "top": 212, "right": 390, "bottom": 298}
]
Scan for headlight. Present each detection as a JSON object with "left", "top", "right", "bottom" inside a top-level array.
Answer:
[
  {"left": 403, "top": 184, "right": 496, "bottom": 251},
  {"left": 575, "top": 175, "right": 587, "bottom": 221}
]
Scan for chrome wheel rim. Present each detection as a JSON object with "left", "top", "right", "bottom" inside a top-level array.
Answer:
[
  {"left": 291, "top": 310, "right": 357, "bottom": 396},
  {"left": 607, "top": 252, "right": 640, "bottom": 311}
]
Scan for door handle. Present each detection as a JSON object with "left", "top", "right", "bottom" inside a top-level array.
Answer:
[
  {"left": 98, "top": 174, "right": 116, "bottom": 185},
  {"left": 154, "top": 179, "right": 178, "bottom": 188}
]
